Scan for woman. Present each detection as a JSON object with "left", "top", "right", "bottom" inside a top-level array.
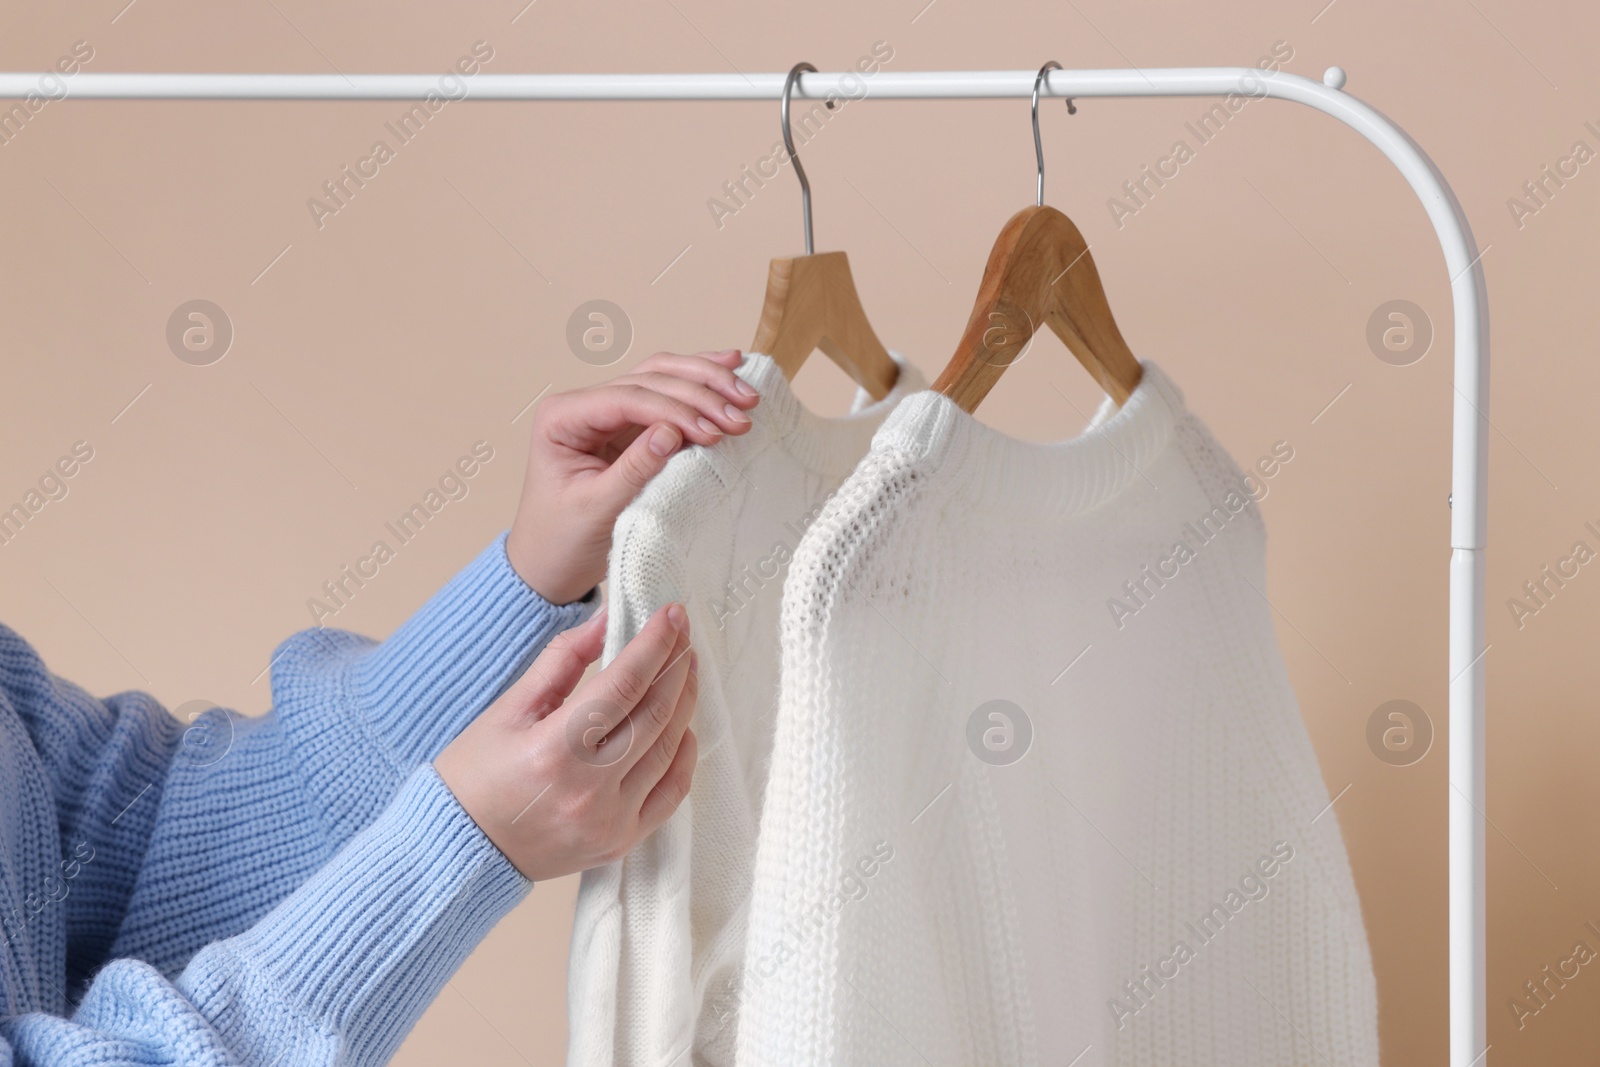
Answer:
[{"left": 0, "top": 349, "right": 760, "bottom": 1065}]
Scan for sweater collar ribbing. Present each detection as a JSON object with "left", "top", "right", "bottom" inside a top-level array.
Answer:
[
  {"left": 725, "top": 351, "right": 927, "bottom": 478},
  {"left": 870, "top": 360, "right": 1184, "bottom": 520}
]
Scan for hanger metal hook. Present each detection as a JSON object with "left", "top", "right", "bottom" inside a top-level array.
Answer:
[
  {"left": 782, "top": 62, "right": 830, "bottom": 256},
  {"left": 1032, "top": 61, "right": 1076, "bottom": 207}
]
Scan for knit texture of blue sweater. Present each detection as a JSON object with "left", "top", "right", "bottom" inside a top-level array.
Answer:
[{"left": 0, "top": 533, "right": 597, "bottom": 1065}]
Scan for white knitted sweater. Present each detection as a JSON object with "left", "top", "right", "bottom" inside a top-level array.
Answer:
[
  {"left": 565, "top": 352, "right": 926, "bottom": 1067},
  {"left": 736, "top": 363, "right": 1379, "bottom": 1066}
]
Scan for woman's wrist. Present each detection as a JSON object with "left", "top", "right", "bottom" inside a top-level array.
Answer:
[{"left": 506, "top": 524, "right": 600, "bottom": 606}]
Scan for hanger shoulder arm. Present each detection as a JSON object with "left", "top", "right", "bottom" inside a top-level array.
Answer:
[
  {"left": 753, "top": 251, "right": 899, "bottom": 399},
  {"left": 935, "top": 205, "right": 1141, "bottom": 412}
]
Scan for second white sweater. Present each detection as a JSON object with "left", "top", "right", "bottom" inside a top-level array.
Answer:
[{"left": 736, "top": 362, "right": 1379, "bottom": 1066}]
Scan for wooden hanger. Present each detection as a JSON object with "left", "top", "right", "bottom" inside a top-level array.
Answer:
[
  {"left": 934, "top": 62, "right": 1142, "bottom": 414},
  {"left": 751, "top": 64, "right": 900, "bottom": 401}
]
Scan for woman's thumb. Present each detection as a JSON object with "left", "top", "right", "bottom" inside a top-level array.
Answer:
[
  {"left": 511, "top": 603, "right": 608, "bottom": 715},
  {"left": 597, "top": 422, "right": 681, "bottom": 513}
]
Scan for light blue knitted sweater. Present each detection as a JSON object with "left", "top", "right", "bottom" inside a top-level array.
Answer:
[{"left": 0, "top": 534, "right": 597, "bottom": 1065}]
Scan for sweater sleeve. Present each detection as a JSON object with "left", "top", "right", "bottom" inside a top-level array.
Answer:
[
  {"left": 0, "top": 764, "right": 531, "bottom": 1067},
  {"left": 108, "top": 532, "right": 597, "bottom": 976},
  {"left": 0, "top": 531, "right": 592, "bottom": 1064}
]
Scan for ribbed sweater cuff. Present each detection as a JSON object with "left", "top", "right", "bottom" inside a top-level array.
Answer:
[
  {"left": 227, "top": 765, "right": 531, "bottom": 1063},
  {"left": 349, "top": 531, "right": 599, "bottom": 769}
]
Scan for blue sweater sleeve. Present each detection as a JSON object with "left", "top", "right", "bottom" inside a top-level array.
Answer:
[
  {"left": 0, "top": 532, "right": 596, "bottom": 1065},
  {"left": 4, "top": 766, "right": 530, "bottom": 1067},
  {"left": 110, "top": 532, "right": 596, "bottom": 975}
]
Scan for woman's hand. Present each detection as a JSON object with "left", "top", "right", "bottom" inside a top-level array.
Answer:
[
  {"left": 507, "top": 348, "right": 759, "bottom": 604},
  {"left": 434, "top": 601, "right": 699, "bottom": 881}
]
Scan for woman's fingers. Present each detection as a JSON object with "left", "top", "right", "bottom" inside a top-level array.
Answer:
[
  {"left": 637, "top": 347, "right": 744, "bottom": 371},
  {"left": 615, "top": 371, "right": 753, "bottom": 435},
  {"left": 563, "top": 383, "right": 727, "bottom": 448},
  {"left": 559, "top": 602, "right": 687, "bottom": 757},
  {"left": 630, "top": 351, "right": 759, "bottom": 410},
  {"left": 637, "top": 726, "right": 698, "bottom": 835},
  {"left": 621, "top": 648, "right": 697, "bottom": 802},
  {"left": 536, "top": 352, "right": 756, "bottom": 489},
  {"left": 607, "top": 628, "right": 692, "bottom": 778}
]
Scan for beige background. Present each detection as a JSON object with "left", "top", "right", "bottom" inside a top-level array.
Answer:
[{"left": 1, "top": 1, "right": 1595, "bottom": 1064}]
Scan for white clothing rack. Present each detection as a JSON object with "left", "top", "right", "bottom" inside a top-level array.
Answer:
[{"left": 0, "top": 65, "right": 1489, "bottom": 1065}]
